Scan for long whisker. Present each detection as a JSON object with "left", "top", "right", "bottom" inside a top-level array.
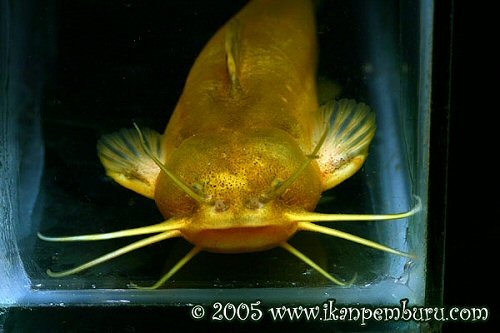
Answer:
[
  {"left": 38, "top": 219, "right": 187, "bottom": 242},
  {"left": 260, "top": 123, "right": 330, "bottom": 203},
  {"left": 130, "top": 246, "right": 203, "bottom": 290},
  {"left": 133, "top": 123, "right": 211, "bottom": 204},
  {"left": 46, "top": 230, "right": 182, "bottom": 277},
  {"left": 280, "top": 242, "right": 355, "bottom": 286},
  {"left": 286, "top": 196, "right": 421, "bottom": 222},
  {"left": 298, "top": 222, "right": 414, "bottom": 258}
]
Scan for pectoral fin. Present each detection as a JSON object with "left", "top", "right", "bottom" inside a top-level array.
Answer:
[
  {"left": 313, "top": 99, "right": 376, "bottom": 190},
  {"left": 97, "top": 127, "right": 165, "bottom": 199}
]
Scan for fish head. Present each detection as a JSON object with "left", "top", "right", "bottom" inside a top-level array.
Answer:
[{"left": 154, "top": 128, "right": 323, "bottom": 252}]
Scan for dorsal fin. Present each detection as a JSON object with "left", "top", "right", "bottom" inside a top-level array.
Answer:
[{"left": 225, "top": 20, "right": 242, "bottom": 92}]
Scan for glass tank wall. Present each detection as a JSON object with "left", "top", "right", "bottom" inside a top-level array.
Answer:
[{"left": 1, "top": 0, "right": 434, "bottom": 315}]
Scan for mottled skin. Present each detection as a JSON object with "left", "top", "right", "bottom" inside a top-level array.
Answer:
[{"left": 155, "top": 0, "right": 322, "bottom": 253}]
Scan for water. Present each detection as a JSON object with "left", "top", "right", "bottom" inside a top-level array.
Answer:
[{"left": 1, "top": 0, "right": 432, "bottom": 316}]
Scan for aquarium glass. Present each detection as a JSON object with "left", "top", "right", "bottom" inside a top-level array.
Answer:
[{"left": 1, "top": 0, "right": 435, "bottom": 320}]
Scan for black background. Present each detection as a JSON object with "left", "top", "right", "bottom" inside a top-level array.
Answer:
[{"left": 442, "top": 0, "right": 497, "bottom": 332}]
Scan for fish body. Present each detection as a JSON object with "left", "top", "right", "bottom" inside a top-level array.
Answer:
[
  {"left": 40, "top": 0, "right": 418, "bottom": 289},
  {"left": 156, "top": 0, "right": 322, "bottom": 252},
  {"left": 164, "top": 0, "right": 318, "bottom": 148}
]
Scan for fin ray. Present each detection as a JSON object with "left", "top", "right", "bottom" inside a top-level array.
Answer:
[
  {"left": 313, "top": 99, "right": 376, "bottom": 190},
  {"left": 97, "top": 127, "right": 165, "bottom": 199}
]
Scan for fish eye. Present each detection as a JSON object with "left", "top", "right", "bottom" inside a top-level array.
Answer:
[
  {"left": 214, "top": 199, "right": 228, "bottom": 212},
  {"left": 246, "top": 197, "right": 263, "bottom": 210},
  {"left": 270, "top": 178, "right": 283, "bottom": 188}
]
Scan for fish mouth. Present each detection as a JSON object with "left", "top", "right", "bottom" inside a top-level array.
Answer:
[{"left": 181, "top": 224, "right": 298, "bottom": 254}]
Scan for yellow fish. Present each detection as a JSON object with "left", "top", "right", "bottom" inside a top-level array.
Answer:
[{"left": 39, "top": 0, "right": 419, "bottom": 289}]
